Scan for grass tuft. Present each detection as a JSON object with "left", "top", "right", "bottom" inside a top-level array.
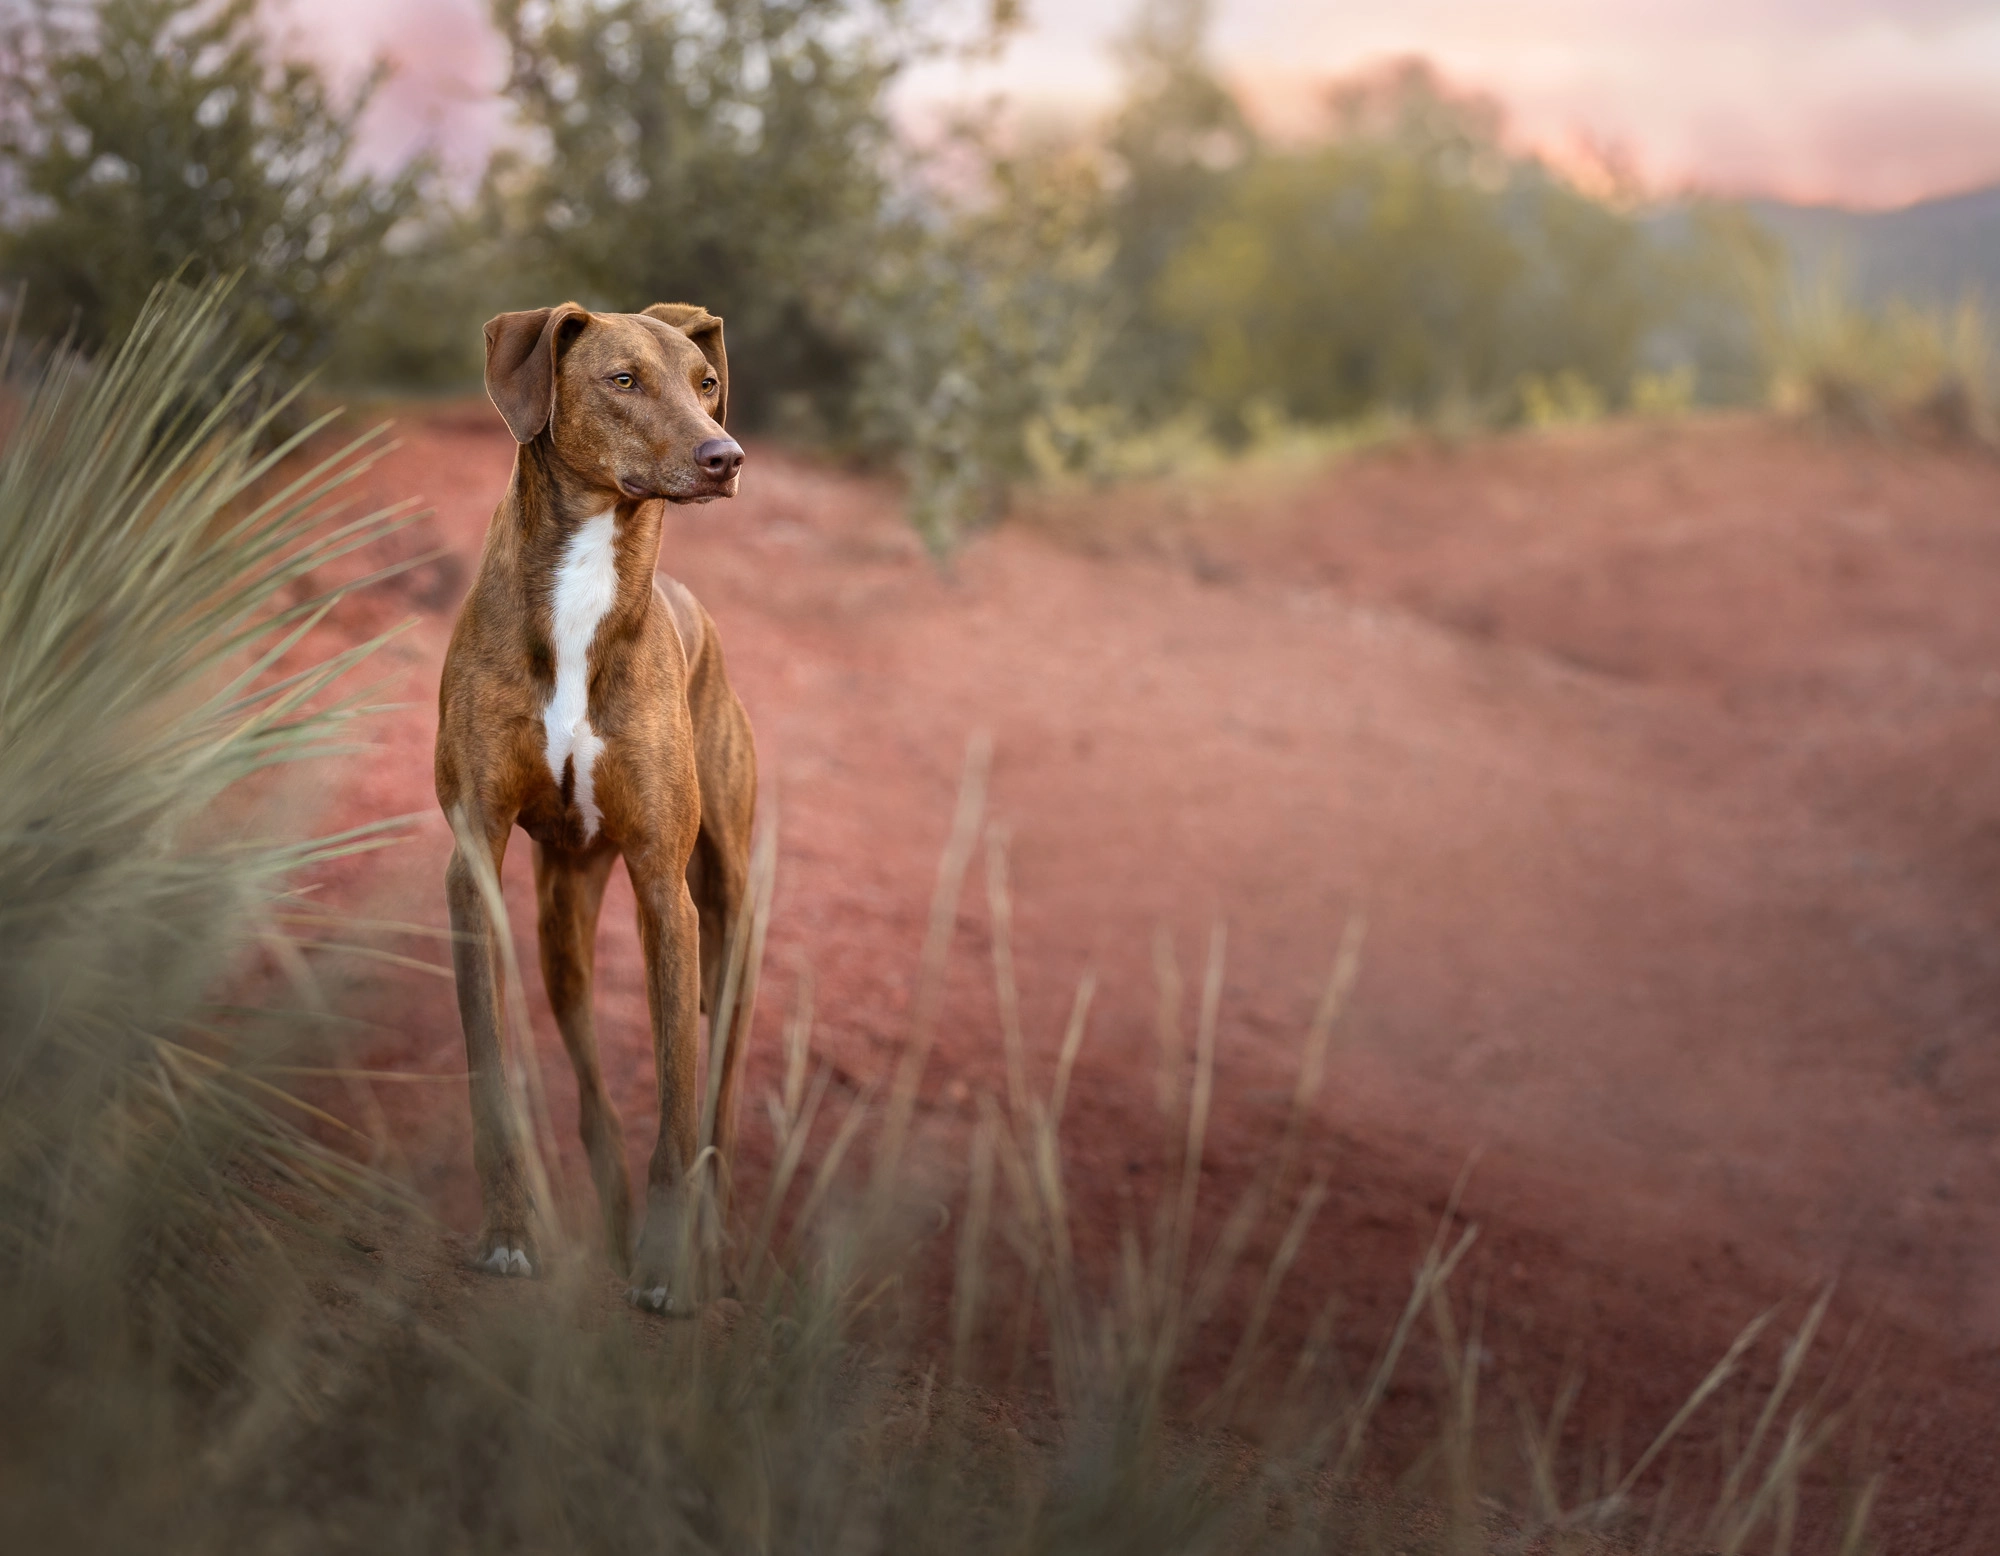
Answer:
[{"left": 0, "top": 275, "right": 420, "bottom": 1540}]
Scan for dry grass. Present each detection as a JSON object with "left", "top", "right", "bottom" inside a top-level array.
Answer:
[{"left": 1765, "top": 271, "right": 1997, "bottom": 444}]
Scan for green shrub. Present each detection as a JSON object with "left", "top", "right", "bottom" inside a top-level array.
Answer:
[
  {"left": 0, "top": 0, "right": 422, "bottom": 371},
  {"left": 486, "top": 0, "right": 940, "bottom": 436},
  {"left": 1155, "top": 62, "right": 1674, "bottom": 436},
  {"left": 320, "top": 205, "right": 505, "bottom": 392},
  {"left": 853, "top": 136, "right": 1117, "bottom": 552},
  {"left": 1087, "top": 0, "right": 1256, "bottom": 422},
  {"left": 874, "top": 45, "right": 1777, "bottom": 540},
  {"left": 1155, "top": 132, "right": 1523, "bottom": 430}
]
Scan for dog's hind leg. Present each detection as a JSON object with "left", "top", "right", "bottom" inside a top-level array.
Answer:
[
  {"left": 534, "top": 842, "right": 632, "bottom": 1272},
  {"left": 688, "top": 824, "right": 756, "bottom": 1200},
  {"left": 445, "top": 812, "right": 539, "bottom": 1276},
  {"left": 690, "top": 810, "right": 754, "bottom": 1198},
  {"left": 673, "top": 581, "right": 758, "bottom": 1203}
]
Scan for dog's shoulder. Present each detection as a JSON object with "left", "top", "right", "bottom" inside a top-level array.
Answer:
[{"left": 652, "top": 574, "right": 708, "bottom": 673}]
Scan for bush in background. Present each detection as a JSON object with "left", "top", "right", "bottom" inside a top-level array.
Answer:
[
  {"left": 1086, "top": 0, "right": 1255, "bottom": 425},
  {"left": 323, "top": 201, "right": 511, "bottom": 391},
  {"left": 858, "top": 38, "right": 1789, "bottom": 542},
  {"left": 1146, "top": 59, "right": 1758, "bottom": 440},
  {"left": 485, "top": 0, "right": 945, "bottom": 436},
  {"left": 1153, "top": 67, "right": 1525, "bottom": 434},
  {"left": 853, "top": 134, "right": 1117, "bottom": 552},
  {"left": 1764, "top": 270, "right": 1996, "bottom": 443},
  {"left": 0, "top": 0, "right": 422, "bottom": 370}
]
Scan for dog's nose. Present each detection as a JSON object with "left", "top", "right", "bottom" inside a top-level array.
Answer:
[{"left": 695, "top": 438, "right": 744, "bottom": 479}]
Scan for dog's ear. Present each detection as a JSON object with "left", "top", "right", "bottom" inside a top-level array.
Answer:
[
  {"left": 642, "top": 302, "right": 728, "bottom": 427},
  {"left": 483, "top": 303, "right": 590, "bottom": 443}
]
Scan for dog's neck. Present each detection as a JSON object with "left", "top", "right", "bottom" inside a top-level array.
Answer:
[{"left": 497, "top": 437, "right": 664, "bottom": 630}]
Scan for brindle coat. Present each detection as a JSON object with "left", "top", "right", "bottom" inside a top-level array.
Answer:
[{"left": 435, "top": 302, "right": 757, "bottom": 1312}]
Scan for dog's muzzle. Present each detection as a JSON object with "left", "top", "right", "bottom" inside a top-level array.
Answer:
[{"left": 619, "top": 436, "right": 747, "bottom": 503}]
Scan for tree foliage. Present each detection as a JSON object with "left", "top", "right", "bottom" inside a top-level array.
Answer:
[
  {"left": 1153, "top": 59, "right": 1689, "bottom": 433},
  {"left": 0, "top": 0, "right": 420, "bottom": 369},
  {"left": 487, "top": 0, "right": 931, "bottom": 433},
  {"left": 1090, "top": 0, "right": 1252, "bottom": 416},
  {"left": 0, "top": 0, "right": 1799, "bottom": 549},
  {"left": 854, "top": 137, "right": 1114, "bottom": 551}
]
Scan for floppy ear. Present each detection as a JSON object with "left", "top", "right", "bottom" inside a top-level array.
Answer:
[
  {"left": 483, "top": 303, "right": 590, "bottom": 443},
  {"left": 642, "top": 302, "right": 729, "bottom": 427}
]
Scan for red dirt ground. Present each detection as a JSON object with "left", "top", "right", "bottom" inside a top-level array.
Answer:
[{"left": 296, "top": 406, "right": 2000, "bottom": 1550}]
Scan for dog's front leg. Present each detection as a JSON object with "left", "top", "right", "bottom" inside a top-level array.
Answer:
[
  {"left": 446, "top": 818, "right": 539, "bottom": 1277},
  {"left": 533, "top": 841, "right": 633, "bottom": 1273},
  {"left": 627, "top": 850, "right": 715, "bottom": 1314}
]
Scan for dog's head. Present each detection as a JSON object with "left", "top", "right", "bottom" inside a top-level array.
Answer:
[{"left": 482, "top": 302, "right": 742, "bottom": 503}]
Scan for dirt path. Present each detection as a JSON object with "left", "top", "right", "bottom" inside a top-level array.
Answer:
[{"left": 301, "top": 407, "right": 2000, "bottom": 1550}]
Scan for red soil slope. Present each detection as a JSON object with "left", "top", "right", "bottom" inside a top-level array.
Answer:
[{"left": 300, "top": 408, "right": 2000, "bottom": 1550}]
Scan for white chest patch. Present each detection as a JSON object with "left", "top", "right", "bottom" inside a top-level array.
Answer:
[{"left": 543, "top": 510, "right": 618, "bottom": 840}]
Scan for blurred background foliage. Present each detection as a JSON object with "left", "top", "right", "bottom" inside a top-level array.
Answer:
[
  {"left": 483, "top": 0, "right": 924, "bottom": 435},
  {"left": 0, "top": 0, "right": 423, "bottom": 372},
  {"left": 0, "top": 0, "right": 1990, "bottom": 549}
]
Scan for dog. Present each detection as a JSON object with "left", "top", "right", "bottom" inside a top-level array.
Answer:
[{"left": 434, "top": 301, "right": 757, "bottom": 1313}]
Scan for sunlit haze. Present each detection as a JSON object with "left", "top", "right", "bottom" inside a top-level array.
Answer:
[{"left": 283, "top": 0, "right": 2000, "bottom": 209}]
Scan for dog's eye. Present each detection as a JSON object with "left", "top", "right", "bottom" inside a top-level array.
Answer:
[
  {"left": 701, "top": 376, "right": 717, "bottom": 394},
  {"left": 611, "top": 372, "right": 635, "bottom": 390}
]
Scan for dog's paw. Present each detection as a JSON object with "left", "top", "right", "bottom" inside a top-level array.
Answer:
[
  {"left": 473, "top": 1227, "right": 537, "bottom": 1278},
  {"left": 626, "top": 1280, "right": 700, "bottom": 1317},
  {"left": 626, "top": 1195, "right": 718, "bottom": 1316},
  {"left": 481, "top": 1245, "right": 534, "bottom": 1277}
]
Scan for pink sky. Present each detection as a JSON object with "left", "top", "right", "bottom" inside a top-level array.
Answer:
[{"left": 282, "top": 0, "right": 2000, "bottom": 209}]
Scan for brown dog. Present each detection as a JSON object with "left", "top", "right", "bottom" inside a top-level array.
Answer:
[{"left": 435, "top": 301, "right": 757, "bottom": 1312}]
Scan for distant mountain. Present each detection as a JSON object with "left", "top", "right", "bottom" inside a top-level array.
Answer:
[{"left": 1743, "top": 184, "right": 2000, "bottom": 306}]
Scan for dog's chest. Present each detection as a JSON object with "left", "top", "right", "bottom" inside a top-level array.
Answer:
[{"left": 541, "top": 511, "right": 618, "bottom": 840}]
